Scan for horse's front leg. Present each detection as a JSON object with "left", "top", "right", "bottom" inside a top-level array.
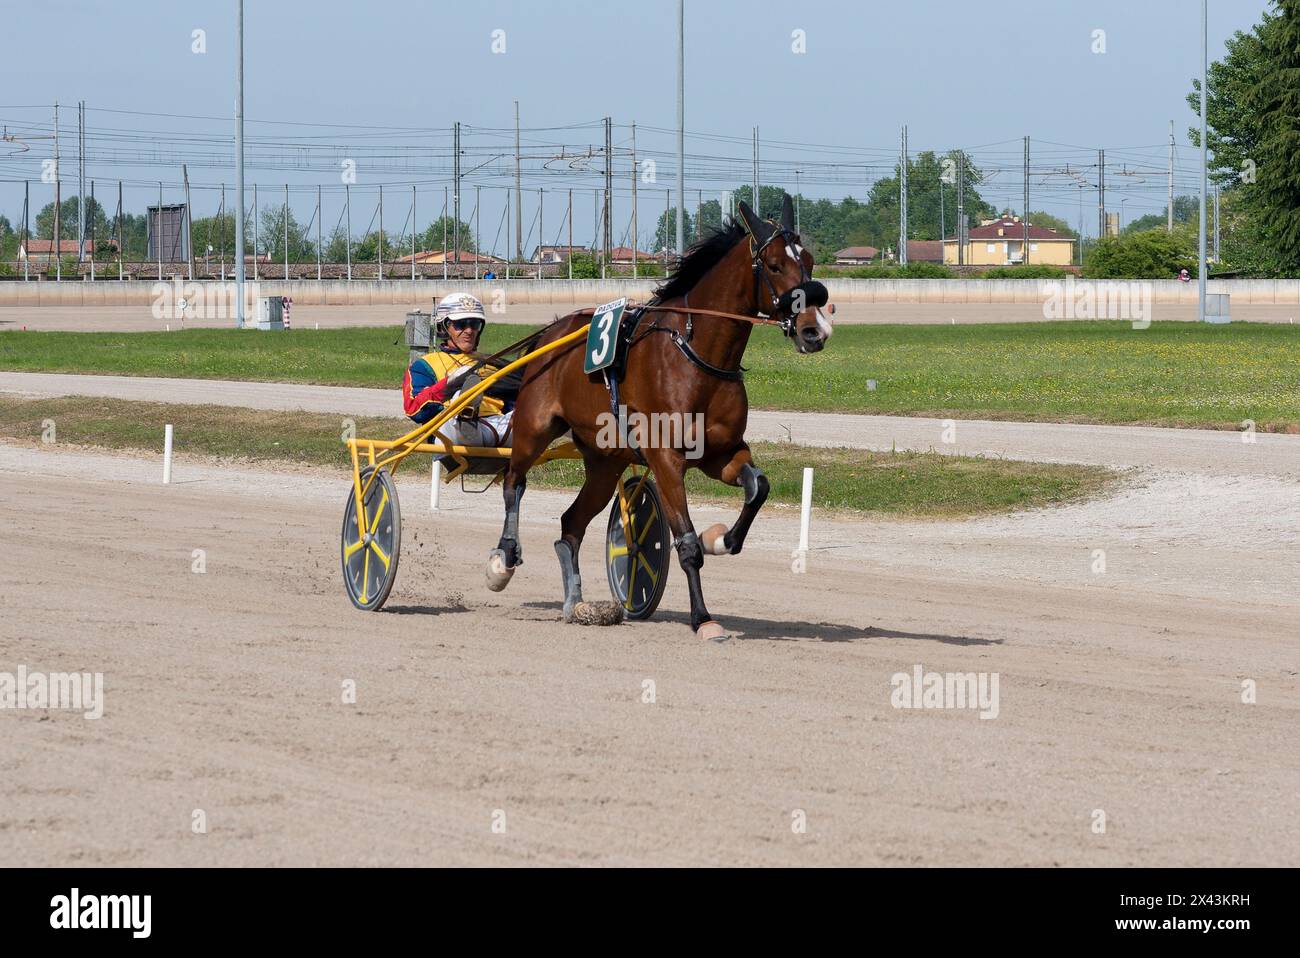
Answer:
[
  {"left": 698, "top": 444, "right": 769, "bottom": 557},
  {"left": 643, "top": 447, "right": 729, "bottom": 641}
]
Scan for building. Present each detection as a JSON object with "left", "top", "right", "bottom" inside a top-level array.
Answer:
[
  {"left": 394, "top": 250, "right": 505, "bottom": 266},
  {"left": 943, "top": 215, "right": 1074, "bottom": 266},
  {"left": 532, "top": 245, "right": 588, "bottom": 264},
  {"left": 607, "top": 246, "right": 658, "bottom": 265},
  {"left": 17, "top": 239, "right": 96, "bottom": 265},
  {"left": 833, "top": 245, "right": 880, "bottom": 265},
  {"left": 904, "top": 240, "right": 944, "bottom": 263}
]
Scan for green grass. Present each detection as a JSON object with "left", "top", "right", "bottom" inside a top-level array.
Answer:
[
  {"left": 2, "top": 320, "right": 1297, "bottom": 430},
  {"left": 0, "top": 397, "right": 1115, "bottom": 519}
]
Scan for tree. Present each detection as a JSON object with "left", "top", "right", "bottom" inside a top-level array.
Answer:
[
  {"left": 1123, "top": 195, "right": 1197, "bottom": 234},
  {"left": 654, "top": 207, "right": 695, "bottom": 253},
  {"left": 1187, "top": 11, "right": 1276, "bottom": 187},
  {"left": 35, "top": 196, "right": 109, "bottom": 241},
  {"left": 190, "top": 212, "right": 249, "bottom": 263},
  {"left": 1244, "top": 0, "right": 1300, "bottom": 274},
  {"left": 259, "top": 203, "right": 315, "bottom": 262},
  {"left": 415, "top": 216, "right": 476, "bottom": 257},
  {"left": 1082, "top": 229, "right": 1198, "bottom": 278},
  {"left": 351, "top": 230, "right": 400, "bottom": 263},
  {"left": 1026, "top": 210, "right": 1077, "bottom": 237}
]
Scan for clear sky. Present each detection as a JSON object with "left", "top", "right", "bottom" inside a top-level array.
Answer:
[{"left": 1, "top": 0, "right": 1271, "bottom": 251}]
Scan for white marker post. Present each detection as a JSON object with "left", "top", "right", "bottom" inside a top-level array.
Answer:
[
  {"left": 430, "top": 458, "right": 442, "bottom": 511},
  {"left": 792, "top": 466, "right": 813, "bottom": 572},
  {"left": 162, "top": 424, "right": 174, "bottom": 484}
]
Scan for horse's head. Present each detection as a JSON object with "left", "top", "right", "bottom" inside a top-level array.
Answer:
[{"left": 737, "top": 196, "right": 833, "bottom": 354}]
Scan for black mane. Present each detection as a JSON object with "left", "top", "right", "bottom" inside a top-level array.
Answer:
[{"left": 653, "top": 218, "right": 748, "bottom": 301}]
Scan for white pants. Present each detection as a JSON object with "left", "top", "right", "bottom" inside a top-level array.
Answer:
[{"left": 454, "top": 412, "right": 513, "bottom": 449}]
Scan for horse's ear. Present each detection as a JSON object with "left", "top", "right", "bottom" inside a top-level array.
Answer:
[
  {"left": 780, "top": 194, "right": 795, "bottom": 232},
  {"left": 737, "top": 201, "right": 770, "bottom": 245}
]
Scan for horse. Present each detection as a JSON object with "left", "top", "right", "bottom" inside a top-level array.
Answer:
[{"left": 488, "top": 195, "right": 832, "bottom": 641}]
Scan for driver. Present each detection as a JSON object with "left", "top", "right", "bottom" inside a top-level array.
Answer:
[{"left": 402, "top": 293, "right": 514, "bottom": 447}]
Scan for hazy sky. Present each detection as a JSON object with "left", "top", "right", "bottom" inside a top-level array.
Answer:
[{"left": 2, "top": 0, "right": 1271, "bottom": 249}]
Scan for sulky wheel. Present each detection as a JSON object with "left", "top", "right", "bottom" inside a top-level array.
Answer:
[
  {"left": 341, "top": 465, "right": 402, "bottom": 611},
  {"left": 605, "top": 473, "right": 670, "bottom": 620}
]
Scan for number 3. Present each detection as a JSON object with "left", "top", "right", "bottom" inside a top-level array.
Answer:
[{"left": 591, "top": 309, "right": 614, "bottom": 364}]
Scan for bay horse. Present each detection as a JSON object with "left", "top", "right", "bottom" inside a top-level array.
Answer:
[{"left": 489, "top": 196, "right": 832, "bottom": 640}]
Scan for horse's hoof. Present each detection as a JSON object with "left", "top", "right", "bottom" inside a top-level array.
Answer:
[
  {"left": 485, "top": 549, "right": 515, "bottom": 592},
  {"left": 700, "top": 523, "right": 731, "bottom": 556},
  {"left": 696, "top": 620, "right": 731, "bottom": 642}
]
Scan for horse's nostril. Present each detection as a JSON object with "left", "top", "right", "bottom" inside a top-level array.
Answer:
[{"left": 801, "top": 326, "right": 821, "bottom": 341}]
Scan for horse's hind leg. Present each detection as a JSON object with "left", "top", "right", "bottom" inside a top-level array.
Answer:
[
  {"left": 554, "top": 453, "right": 623, "bottom": 621},
  {"left": 697, "top": 444, "right": 769, "bottom": 557}
]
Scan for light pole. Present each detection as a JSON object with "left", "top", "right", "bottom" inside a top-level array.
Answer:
[
  {"left": 794, "top": 169, "right": 801, "bottom": 233},
  {"left": 234, "top": 0, "right": 246, "bottom": 328},
  {"left": 1120, "top": 198, "right": 1129, "bottom": 231},
  {"left": 675, "top": 0, "right": 685, "bottom": 259},
  {"left": 1198, "top": 0, "right": 1209, "bottom": 321}
]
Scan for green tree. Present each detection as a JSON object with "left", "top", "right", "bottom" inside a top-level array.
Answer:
[
  {"left": 1083, "top": 229, "right": 1198, "bottom": 278},
  {"left": 190, "top": 212, "right": 249, "bottom": 263},
  {"left": 1025, "top": 210, "right": 1077, "bottom": 237},
  {"left": 415, "top": 216, "right": 476, "bottom": 257},
  {"left": 1124, "top": 195, "right": 1198, "bottom": 234},
  {"left": 567, "top": 250, "right": 599, "bottom": 278},
  {"left": 35, "top": 196, "right": 109, "bottom": 241},
  {"left": 259, "top": 203, "right": 315, "bottom": 262},
  {"left": 653, "top": 207, "right": 695, "bottom": 253},
  {"left": 1244, "top": 0, "right": 1300, "bottom": 274}
]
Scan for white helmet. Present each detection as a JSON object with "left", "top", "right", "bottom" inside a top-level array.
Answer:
[{"left": 435, "top": 293, "right": 487, "bottom": 343}]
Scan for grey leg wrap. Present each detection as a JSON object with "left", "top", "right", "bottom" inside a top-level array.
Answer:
[{"left": 553, "top": 539, "right": 584, "bottom": 622}]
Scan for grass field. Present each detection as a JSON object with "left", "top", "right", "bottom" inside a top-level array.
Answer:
[
  {"left": 0, "top": 397, "right": 1115, "bottom": 519},
  {"left": 2, "top": 321, "right": 1297, "bottom": 430}
]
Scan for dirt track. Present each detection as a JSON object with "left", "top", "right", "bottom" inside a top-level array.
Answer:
[{"left": 1, "top": 440, "right": 1296, "bottom": 866}]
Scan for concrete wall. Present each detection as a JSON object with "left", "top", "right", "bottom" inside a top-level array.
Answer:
[{"left": 2, "top": 277, "right": 1298, "bottom": 307}]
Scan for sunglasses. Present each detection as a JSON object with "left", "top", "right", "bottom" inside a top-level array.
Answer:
[{"left": 449, "top": 318, "right": 484, "bottom": 331}]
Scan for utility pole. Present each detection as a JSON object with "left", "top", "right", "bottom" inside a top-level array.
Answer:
[
  {"left": 1168, "top": 119, "right": 1176, "bottom": 232},
  {"left": 514, "top": 101, "right": 522, "bottom": 266},
  {"left": 22, "top": 180, "right": 29, "bottom": 281},
  {"left": 78, "top": 101, "right": 85, "bottom": 264},
  {"left": 604, "top": 117, "right": 613, "bottom": 263},
  {"left": 53, "top": 102, "right": 60, "bottom": 281},
  {"left": 377, "top": 184, "right": 384, "bottom": 279},
  {"left": 1198, "top": 0, "right": 1209, "bottom": 322},
  {"left": 475, "top": 184, "right": 481, "bottom": 280},
  {"left": 183, "top": 164, "right": 194, "bottom": 281},
  {"left": 442, "top": 186, "right": 448, "bottom": 281},
  {"left": 252, "top": 183, "right": 258, "bottom": 279},
  {"left": 675, "top": 0, "right": 685, "bottom": 260},
  {"left": 345, "top": 182, "right": 352, "bottom": 281},
  {"left": 1023, "top": 135, "right": 1030, "bottom": 265},
  {"left": 1213, "top": 186, "right": 1220, "bottom": 263},
  {"left": 752, "top": 127, "right": 759, "bottom": 217},
  {"left": 568, "top": 188, "right": 573, "bottom": 280},
  {"left": 956, "top": 151, "right": 965, "bottom": 267},
  {"left": 631, "top": 122, "right": 639, "bottom": 279},
  {"left": 89, "top": 180, "right": 95, "bottom": 281},
  {"left": 1098, "top": 149, "right": 1106, "bottom": 239},
  {"left": 117, "top": 180, "right": 123, "bottom": 280},
  {"left": 898, "top": 125, "right": 908, "bottom": 266},
  {"left": 235, "top": 0, "right": 246, "bottom": 327},
  {"left": 411, "top": 185, "right": 417, "bottom": 281},
  {"left": 537, "top": 188, "right": 543, "bottom": 280},
  {"left": 318, "top": 185, "right": 323, "bottom": 281},
  {"left": 284, "top": 183, "right": 290, "bottom": 280},
  {"left": 453, "top": 121, "right": 461, "bottom": 273}
]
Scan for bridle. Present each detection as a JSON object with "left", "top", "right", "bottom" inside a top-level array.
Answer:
[{"left": 747, "top": 222, "right": 823, "bottom": 338}]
